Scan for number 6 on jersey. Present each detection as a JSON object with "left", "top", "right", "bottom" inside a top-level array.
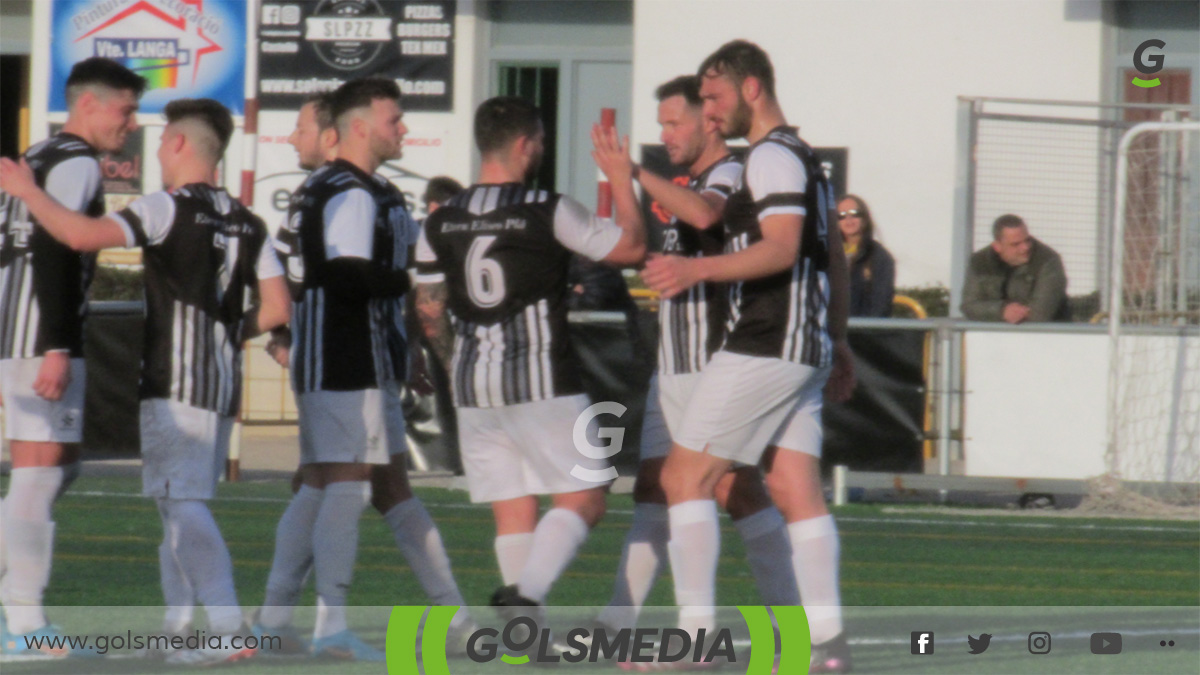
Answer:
[{"left": 466, "top": 235, "right": 506, "bottom": 307}]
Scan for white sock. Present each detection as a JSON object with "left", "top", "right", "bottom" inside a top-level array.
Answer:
[
  {"left": 159, "top": 540, "right": 195, "bottom": 635},
  {"left": 0, "top": 518, "right": 54, "bottom": 634},
  {"left": 494, "top": 533, "right": 534, "bottom": 586},
  {"left": 260, "top": 485, "right": 322, "bottom": 629},
  {"left": 5, "top": 466, "right": 63, "bottom": 521},
  {"left": 736, "top": 508, "right": 800, "bottom": 606},
  {"left": 384, "top": 498, "right": 465, "bottom": 607},
  {"left": 516, "top": 508, "right": 590, "bottom": 604},
  {"left": 155, "top": 500, "right": 196, "bottom": 635},
  {"left": 312, "top": 481, "right": 369, "bottom": 640},
  {"left": 2, "top": 465, "right": 72, "bottom": 634},
  {"left": 788, "top": 515, "right": 844, "bottom": 643},
  {"left": 161, "top": 499, "right": 244, "bottom": 635},
  {"left": 667, "top": 500, "right": 719, "bottom": 638},
  {"left": 600, "top": 503, "right": 668, "bottom": 631}
]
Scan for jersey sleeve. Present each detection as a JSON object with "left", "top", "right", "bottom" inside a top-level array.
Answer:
[
  {"left": 110, "top": 191, "right": 177, "bottom": 248},
  {"left": 745, "top": 143, "right": 807, "bottom": 222},
  {"left": 413, "top": 223, "right": 444, "bottom": 284},
  {"left": 44, "top": 156, "right": 102, "bottom": 212},
  {"left": 256, "top": 230, "right": 285, "bottom": 280},
  {"left": 700, "top": 159, "right": 742, "bottom": 199},
  {"left": 552, "top": 195, "right": 623, "bottom": 262},
  {"left": 323, "top": 188, "right": 376, "bottom": 260}
]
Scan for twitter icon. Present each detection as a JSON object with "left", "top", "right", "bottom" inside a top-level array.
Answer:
[{"left": 967, "top": 634, "right": 992, "bottom": 654}]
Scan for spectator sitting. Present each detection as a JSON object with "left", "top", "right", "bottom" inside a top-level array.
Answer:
[
  {"left": 838, "top": 194, "right": 895, "bottom": 317},
  {"left": 422, "top": 175, "right": 464, "bottom": 216},
  {"left": 961, "top": 213, "right": 1069, "bottom": 323}
]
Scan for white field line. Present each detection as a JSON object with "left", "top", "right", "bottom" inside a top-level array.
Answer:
[{"left": 65, "top": 491, "right": 1200, "bottom": 533}]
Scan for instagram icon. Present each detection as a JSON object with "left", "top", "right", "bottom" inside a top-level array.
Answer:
[{"left": 1028, "top": 632, "right": 1051, "bottom": 654}]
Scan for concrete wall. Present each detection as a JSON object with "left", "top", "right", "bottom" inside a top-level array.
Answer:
[{"left": 630, "top": 0, "right": 1109, "bottom": 288}]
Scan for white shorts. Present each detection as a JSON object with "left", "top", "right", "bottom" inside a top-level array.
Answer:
[
  {"left": 674, "top": 351, "right": 830, "bottom": 465},
  {"left": 296, "top": 385, "right": 405, "bottom": 466},
  {"left": 457, "top": 394, "right": 616, "bottom": 503},
  {"left": 140, "top": 398, "right": 233, "bottom": 500},
  {"left": 639, "top": 372, "right": 704, "bottom": 461},
  {"left": 0, "top": 357, "right": 86, "bottom": 443}
]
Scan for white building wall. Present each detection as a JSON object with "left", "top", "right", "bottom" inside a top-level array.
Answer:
[{"left": 631, "top": 0, "right": 1108, "bottom": 288}]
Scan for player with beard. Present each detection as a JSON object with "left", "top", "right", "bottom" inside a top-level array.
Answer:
[
  {"left": 0, "top": 57, "right": 144, "bottom": 656},
  {"left": 415, "top": 96, "right": 645, "bottom": 617},
  {"left": 265, "top": 78, "right": 417, "bottom": 661},
  {"left": 592, "top": 75, "right": 798, "bottom": 635},
  {"left": 639, "top": 41, "right": 855, "bottom": 673},
  {"left": 256, "top": 91, "right": 472, "bottom": 656}
]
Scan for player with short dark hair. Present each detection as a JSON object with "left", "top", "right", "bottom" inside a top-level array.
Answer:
[
  {"left": 0, "top": 57, "right": 143, "bottom": 656},
  {"left": 415, "top": 95, "right": 645, "bottom": 615},
  {"left": 422, "top": 176, "right": 464, "bottom": 215},
  {"left": 264, "top": 76, "right": 418, "bottom": 661},
  {"left": 638, "top": 41, "right": 855, "bottom": 672},
  {"left": 1, "top": 98, "right": 290, "bottom": 666},
  {"left": 592, "top": 75, "right": 799, "bottom": 636},
  {"left": 256, "top": 86, "right": 472, "bottom": 658}
]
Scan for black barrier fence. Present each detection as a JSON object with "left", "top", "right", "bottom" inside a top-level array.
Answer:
[{"left": 81, "top": 303, "right": 928, "bottom": 477}]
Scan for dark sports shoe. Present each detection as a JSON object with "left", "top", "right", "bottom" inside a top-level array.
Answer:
[
  {"left": 490, "top": 584, "right": 540, "bottom": 608},
  {"left": 809, "top": 633, "right": 851, "bottom": 674}
]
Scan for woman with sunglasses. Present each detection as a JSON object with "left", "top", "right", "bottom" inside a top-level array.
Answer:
[{"left": 836, "top": 194, "right": 896, "bottom": 317}]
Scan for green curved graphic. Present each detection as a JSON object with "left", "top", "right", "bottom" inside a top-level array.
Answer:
[
  {"left": 421, "top": 606, "right": 459, "bottom": 675},
  {"left": 501, "top": 652, "right": 530, "bottom": 665},
  {"left": 772, "top": 605, "right": 811, "bottom": 674},
  {"left": 386, "top": 605, "right": 427, "bottom": 674},
  {"left": 1132, "top": 77, "right": 1161, "bottom": 88},
  {"left": 738, "top": 605, "right": 776, "bottom": 674}
]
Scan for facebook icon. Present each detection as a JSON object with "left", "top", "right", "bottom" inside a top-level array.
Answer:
[{"left": 911, "top": 632, "right": 935, "bottom": 655}]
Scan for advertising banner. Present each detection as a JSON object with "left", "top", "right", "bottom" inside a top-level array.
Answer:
[
  {"left": 49, "top": 0, "right": 247, "bottom": 115},
  {"left": 257, "top": 0, "right": 455, "bottom": 112}
]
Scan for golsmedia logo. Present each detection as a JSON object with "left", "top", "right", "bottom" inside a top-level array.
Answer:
[
  {"left": 1132, "top": 39, "right": 1165, "bottom": 88},
  {"left": 387, "top": 605, "right": 810, "bottom": 673}
]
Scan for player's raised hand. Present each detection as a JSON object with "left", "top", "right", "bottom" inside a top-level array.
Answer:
[
  {"left": 824, "top": 339, "right": 856, "bottom": 403},
  {"left": 642, "top": 253, "right": 702, "bottom": 299},
  {"left": 0, "top": 158, "right": 37, "bottom": 199},
  {"left": 590, "top": 124, "right": 634, "bottom": 185},
  {"left": 32, "top": 350, "right": 72, "bottom": 402}
]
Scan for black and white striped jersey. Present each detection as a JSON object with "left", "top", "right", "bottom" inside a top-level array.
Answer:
[
  {"left": 276, "top": 159, "right": 411, "bottom": 394},
  {"left": 657, "top": 154, "right": 740, "bottom": 375},
  {"left": 722, "top": 126, "right": 834, "bottom": 367},
  {"left": 110, "top": 184, "right": 283, "bottom": 416},
  {"left": 0, "top": 133, "right": 103, "bottom": 360},
  {"left": 415, "top": 183, "right": 623, "bottom": 408}
]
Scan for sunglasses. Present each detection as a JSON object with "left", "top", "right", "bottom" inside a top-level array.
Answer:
[{"left": 838, "top": 210, "right": 861, "bottom": 219}]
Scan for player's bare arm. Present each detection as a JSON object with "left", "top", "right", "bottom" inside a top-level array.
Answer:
[
  {"left": 590, "top": 125, "right": 646, "bottom": 266},
  {"left": 823, "top": 209, "right": 856, "bottom": 402},
  {"left": 0, "top": 157, "right": 126, "bottom": 251},
  {"left": 415, "top": 281, "right": 453, "bottom": 369},
  {"left": 591, "top": 122, "right": 724, "bottom": 231},
  {"left": 244, "top": 276, "right": 292, "bottom": 339},
  {"left": 31, "top": 351, "right": 71, "bottom": 402},
  {"left": 643, "top": 212, "right": 801, "bottom": 298}
]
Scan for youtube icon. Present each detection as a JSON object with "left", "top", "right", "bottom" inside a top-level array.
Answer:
[{"left": 1091, "top": 633, "right": 1122, "bottom": 655}]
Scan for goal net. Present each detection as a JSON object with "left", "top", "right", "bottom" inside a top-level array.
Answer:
[{"left": 1092, "top": 121, "right": 1200, "bottom": 514}]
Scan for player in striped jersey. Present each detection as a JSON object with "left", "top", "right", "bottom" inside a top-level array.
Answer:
[
  {"left": 594, "top": 76, "right": 799, "bottom": 636},
  {"left": 256, "top": 92, "right": 471, "bottom": 658},
  {"left": 415, "top": 97, "right": 645, "bottom": 613},
  {"left": 1, "top": 98, "right": 290, "bottom": 665},
  {"left": 265, "top": 78, "right": 420, "bottom": 661},
  {"left": 0, "top": 57, "right": 143, "bottom": 655},
  {"left": 641, "top": 42, "right": 855, "bottom": 673}
]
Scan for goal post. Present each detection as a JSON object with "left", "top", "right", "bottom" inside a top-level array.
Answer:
[{"left": 1099, "top": 120, "right": 1200, "bottom": 512}]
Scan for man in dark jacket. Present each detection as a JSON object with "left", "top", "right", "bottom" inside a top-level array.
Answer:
[{"left": 961, "top": 214, "right": 1069, "bottom": 323}]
